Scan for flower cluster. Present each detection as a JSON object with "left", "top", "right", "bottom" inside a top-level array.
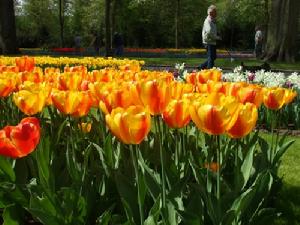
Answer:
[{"left": 223, "top": 67, "right": 300, "bottom": 89}]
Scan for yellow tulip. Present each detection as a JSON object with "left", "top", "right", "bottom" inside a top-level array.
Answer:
[
  {"left": 189, "top": 93, "right": 239, "bottom": 135},
  {"left": 0, "top": 78, "right": 16, "bottom": 97},
  {"left": 51, "top": 90, "right": 92, "bottom": 117},
  {"left": 227, "top": 103, "right": 258, "bottom": 138},
  {"left": 263, "top": 87, "right": 286, "bottom": 110},
  {"left": 105, "top": 106, "right": 151, "bottom": 144},
  {"left": 13, "top": 90, "right": 47, "bottom": 115},
  {"left": 137, "top": 80, "right": 171, "bottom": 115},
  {"left": 162, "top": 99, "right": 191, "bottom": 128},
  {"left": 284, "top": 88, "right": 297, "bottom": 105},
  {"left": 238, "top": 85, "right": 263, "bottom": 107}
]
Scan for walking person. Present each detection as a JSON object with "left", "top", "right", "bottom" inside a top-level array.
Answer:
[
  {"left": 254, "top": 26, "right": 263, "bottom": 59},
  {"left": 199, "top": 5, "right": 221, "bottom": 70},
  {"left": 113, "top": 32, "right": 124, "bottom": 56}
]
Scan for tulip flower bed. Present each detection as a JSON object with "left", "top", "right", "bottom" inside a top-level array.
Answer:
[
  {"left": 222, "top": 66, "right": 300, "bottom": 130},
  {"left": 0, "top": 56, "right": 298, "bottom": 225},
  {"left": 0, "top": 56, "right": 144, "bottom": 71}
]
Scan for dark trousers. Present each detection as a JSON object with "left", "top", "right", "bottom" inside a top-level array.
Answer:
[
  {"left": 255, "top": 43, "right": 262, "bottom": 58},
  {"left": 200, "top": 44, "right": 217, "bottom": 69}
]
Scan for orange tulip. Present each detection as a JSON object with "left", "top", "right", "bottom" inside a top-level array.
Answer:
[
  {"left": 263, "top": 87, "right": 286, "bottom": 110},
  {"left": 170, "top": 81, "right": 193, "bottom": 99},
  {"left": 15, "top": 56, "right": 35, "bottom": 72},
  {"left": 204, "top": 162, "right": 220, "bottom": 172},
  {"left": 90, "top": 69, "right": 113, "bottom": 83},
  {"left": 51, "top": 90, "right": 92, "bottom": 117},
  {"left": 185, "top": 72, "right": 197, "bottom": 85},
  {"left": 99, "top": 88, "right": 136, "bottom": 115},
  {"left": 238, "top": 85, "right": 263, "bottom": 107},
  {"left": 0, "top": 117, "right": 40, "bottom": 158},
  {"left": 57, "top": 72, "right": 83, "bottom": 90},
  {"left": 284, "top": 88, "right": 297, "bottom": 105},
  {"left": 137, "top": 80, "right": 171, "bottom": 115},
  {"left": 189, "top": 93, "right": 238, "bottom": 135},
  {"left": 64, "top": 66, "right": 87, "bottom": 79},
  {"left": 105, "top": 106, "right": 151, "bottom": 144},
  {"left": 197, "top": 69, "right": 222, "bottom": 84},
  {"left": 78, "top": 122, "right": 92, "bottom": 133},
  {"left": 13, "top": 90, "right": 48, "bottom": 115},
  {"left": 206, "top": 81, "right": 226, "bottom": 94},
  {"left": 227, "top": 103, "right": 258, "bottom": 138},
  {"left": 225, "top": 82, "right": 245, "bottom": 97},
  {"left": 162, "top": 99, "right": 191, "bottom": 128},
  {"left": 0, "top": 66, "right": 19, "bottom": 73},
  {"left": 19, "top": 71, "right": 44, "bottom": 83},
  {"left": 0, "top": 78, "right": 16, "bottom": 97}
]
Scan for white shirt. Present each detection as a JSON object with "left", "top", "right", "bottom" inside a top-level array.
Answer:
[
  {"left": 202, "top": 16, "right": 218, "bottom": 45},
  {"left": 255, "top": 30, "right": 262, "bottom": 44}
]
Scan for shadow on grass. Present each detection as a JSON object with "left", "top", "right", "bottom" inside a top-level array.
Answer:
[{"left": 274, "top": 182, "right": 300, "bottom": 225}]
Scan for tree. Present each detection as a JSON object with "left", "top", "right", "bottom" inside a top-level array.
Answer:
[
  {"left": 59, "top": 0, "right": 65, "bottom": 47},
  {"left": 175, "top": 0, "right": 180, "bottom": 48},
  {"left": 264, "top": 0, "right": 300, "bottom": 62},
  {"left": 0, "top": 0, "right": 19, "bottom": 54},
  {"left": 105, "top": 0, "right": 112, "bottom": 56}
]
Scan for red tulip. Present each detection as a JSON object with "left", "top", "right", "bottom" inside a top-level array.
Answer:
[
  {"left": 15, "top": 56, "right": 35, "bottom": 72},
  {"left": 0, "top": 117, "right": 40, "bottom": 158}
]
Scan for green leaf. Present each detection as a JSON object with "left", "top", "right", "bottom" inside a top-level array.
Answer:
[
  {"left": 66, "top": 141, "right": 81, "bottom": 182},
  {"left": 96, "top": 206, "right": 114, "bottom": 225},
  {"left": 230, "top": 188, "right": 256, "bottom": 220},
  {"left": 249, "top": 208, "right": 278, "bottom": 225},
  {"left": 177, "top": 191, "right": 204, "bottom": 225},
  {"left": 221, "top": 210, "right": 236, "bottom": 225},
  {"left": 2, "top": 204, "right": 24, "bottom": 225},
  {"left": 34, "top": 137, "right": 54, "bottom": 191},
  {"left": 0, "top": 156, "right": 16, "bottom": 182},
  {"left": 241, "top": 146, "right": 255, "bottom": 189},
  {"left": 29, "top": 195, "right": 61, "bottom": 225},
  {"left": 92, "top": 143, "right": 110, "bottom": 176},
  {"left": 138, "top": 156, "right": 161, "bottom": 200},
  {"left": 121, "top": 198, "right": 136, "bottom": 225},
  {"left": 104, "top": 134, "right": 114, "bottom": 168},
  {"left": 114, "top": 171, "right": 139, "bottom": 225},
  {"left": 273, "top": 139, "right": 295, "bottom": 166},
  {"left": 165, "top": 200, "right": 177, "bottom": 225},
  {"left": 144, "top": 195, "right": 161, "bottom": 225},
  {"left": 55, "top": 119, "right": 69, "bottom": 145}
]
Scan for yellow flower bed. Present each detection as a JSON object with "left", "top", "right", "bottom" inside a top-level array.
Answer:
[{"left": 0, "top": 56, "right": 144, "bottom": 69}]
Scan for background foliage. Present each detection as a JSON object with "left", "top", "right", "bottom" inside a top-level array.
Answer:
[{"left": 15, "top": 0, "right": 267, "bottom": 49}]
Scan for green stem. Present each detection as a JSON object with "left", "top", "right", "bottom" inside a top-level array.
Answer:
[
  {"left": 155, "top": 116, "right": 166, "bottom": 210},
  {"left": 216, "top": 135, "right": 220, "bottom": 200},
  {"left": 175, "top": 129, "right": 179, "bottom": 167},
  {"left": 270, "top": 110, "right": 277, "bottom": 164},
  {"left": 275, "top": 110, "right": 282, "bottom": 149},
  {"left": 130, "top": 145, "right": 144, "bottom": 225},
  {"left": 234, "top": 140, "right": 240, "bottom": 193}
]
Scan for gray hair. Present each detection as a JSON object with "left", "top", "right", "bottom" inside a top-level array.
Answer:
[{"left": 207, "top": 5, "right": 217, "bottom": 15}]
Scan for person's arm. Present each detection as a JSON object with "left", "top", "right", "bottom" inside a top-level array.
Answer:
[{"left": 203, "top": 20, "right": 220, "bottom": 42}]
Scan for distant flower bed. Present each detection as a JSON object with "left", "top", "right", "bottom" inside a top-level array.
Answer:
[
  {"left": 0, "top": 55, "right": 144, "bottom": 70},
  {"left": 51, "top": 47, "right": 85, "bottom": 53}
]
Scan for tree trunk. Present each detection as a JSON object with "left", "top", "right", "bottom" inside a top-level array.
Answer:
[
  {"left": 175, "top": 0, "right": 180, "bottom": 49},
  {"left": 59, "top": 0, "right": 64, "bottom": 47},
  {"left": 105, "top": 0, "right": 112, "bottom": 56},
  {"left": 263, "top": 0, "right": 269, "bottom": 50},
  {"left": 0, "top": 0, "right": 19, "bottom": 54},
  {"left": 264, "top": 0, "right": 300, "bottom": 62},
  {"left": 111, "top": 0, "right": 116, "bottom": 49}
]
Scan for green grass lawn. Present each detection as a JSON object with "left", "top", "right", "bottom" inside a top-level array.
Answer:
[
  {"left": 275, "top": 135, "right": 300, "bottom": 225},
  {"left": 260, "top": 134, "right": 300, "bottom": 224},
  {"left": 132, "top": 57, "right": 300, "bottom": 71}
]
